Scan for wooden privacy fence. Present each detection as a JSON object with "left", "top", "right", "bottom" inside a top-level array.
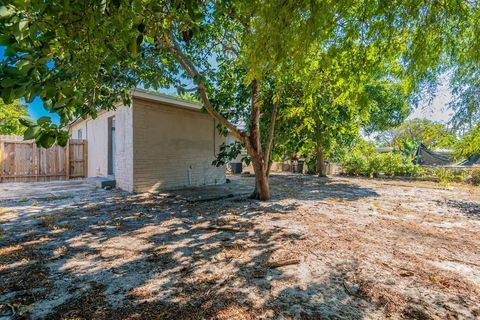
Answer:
[{"left": 0, "top": 135, "right": 88, "bottom": 183}]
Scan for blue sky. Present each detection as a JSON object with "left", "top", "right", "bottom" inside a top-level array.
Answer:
[
  {"left": 1, "top": 47, "right": 453, "bottom": 125},
  {"left": 1, "top": 47, "right": 61, "bottom": 123},
  {"left": 408, "top": 78, "right": 453, "bottom": 124},
  {"left": 24, "top": 96, "right": 61, "bottom": 124}
]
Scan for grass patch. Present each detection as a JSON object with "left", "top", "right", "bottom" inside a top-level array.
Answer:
[
  {"left": 38, "top": 213, "right": 73, "bottom": 231},
  {"left": 39, "top": 214, "right": 62, "bottom": 230},
  {"left": 44, "top": 195, "right": 72, "bottom": 201},
  {"left": 19, "top": 195, "right": 72, "bottom": 206}
]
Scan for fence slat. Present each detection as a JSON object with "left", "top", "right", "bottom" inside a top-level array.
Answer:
[
  {"left": 0, "top": 141, "right": 4, "bottom": 183},
  {"left": 83, "top": 141, "right": 88, "bottom": 177},
  {"left": 0, "top": 136, "right": 87, "bottom": 183},
  {"left": 65, "top": 142, "right": 70, "bottom": 180}
]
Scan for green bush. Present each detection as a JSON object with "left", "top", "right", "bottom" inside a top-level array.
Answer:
[
  {"left": 469, "top": 168, "right": 480, "bottom": 185},
  {"left": 435, "top": 167, "right": 456, "bottom": 184},
  {"left": 341, "top": 154, "right": 366, "bottom": 176},
  {"left": 419, "top": 167, "right": 466, "bottom": 184},
  {"left": 340, "top": 152, "right": 420, "bottom": 177},
  {"left": 366, "top": 153, "right": 384, "bottom": 177},
  {"left": 340, "top": 151, "right": 480, "bottom": 184}
]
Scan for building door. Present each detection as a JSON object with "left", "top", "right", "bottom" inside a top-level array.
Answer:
[{"left": 108, "top": 117, "right": 116, "bottom": 176}]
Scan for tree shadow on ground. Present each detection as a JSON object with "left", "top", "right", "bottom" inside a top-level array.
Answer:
[
  {"left": 444, "top": 200, "right": 480, "bottom": 218},
  {"left": 171, "top": 173, "right": 379, "bottom": 204},
  {"left": 0, "top": 175, "right": 379, "bottom": 319},
  {"left": 268, "top": 174, "right": 379, "bottom": 202},
  {"left": 50, "top": 268, "right": 369, "bottom": 320}
]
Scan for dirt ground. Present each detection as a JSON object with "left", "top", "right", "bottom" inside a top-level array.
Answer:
[{"left": 0, "top": 174, "right": 479, "bottom": 319}]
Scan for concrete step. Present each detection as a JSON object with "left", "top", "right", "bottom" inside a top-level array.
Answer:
[{"left": 87, "top": 177, "right": 116, "bottom": 189}]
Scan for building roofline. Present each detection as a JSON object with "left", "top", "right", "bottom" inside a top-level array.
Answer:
[
  {"left": 131, "top": 88, "right": 203, "bottom": 111},
  {"left": 68, "top": 88, "right": 204, "bottom": 128}
]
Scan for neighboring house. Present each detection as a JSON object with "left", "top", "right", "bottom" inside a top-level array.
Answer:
[
  {"left": 457, "top": 154, "right": 480, "bottom": 166},
  {"left": 69, "top": 88, "right": 226, "bottom": 192},
  {"left": 413, "top": 144, "right": 455, "bottom": 166}
]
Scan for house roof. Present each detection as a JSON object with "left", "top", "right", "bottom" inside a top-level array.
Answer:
[
  {"left": 132, "top": 88, "right": 203, "bottom": 112},
  {"left": 69, "top": 88, "right": 204, "bottom": 127},
  {"left": 414, "top": 144, "right": 455, "bottom": 166},
  {"left": 457, "top": 154, "right": 480, "bottom": 166}
]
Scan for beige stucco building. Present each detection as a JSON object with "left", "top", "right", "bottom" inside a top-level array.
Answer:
[{"left": 69, "top": 89, "right": 226, "bottom": 192}]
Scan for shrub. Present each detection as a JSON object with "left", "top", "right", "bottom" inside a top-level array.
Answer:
[
  {"left": 420, "top": 167, "right": 466, "bottom": 184},
  {"left": 340, "top": 152, "right": 420, "bottom": 178},
  {"left": 382, "top": 153, "right": 420, "bottom": 176},
  {"left": 469, "top": 168, "right": 480, "bottom": 185},
  {"left": 454, "top": 122, "right": 480, "bottom": 160},
  {"left": 341, "top": 153, "right": 368, "bottom": 176},
  {"left": 366, "top": 153, "right": 384, "bottom": 177},
  {"left": 435, "top": 167, "right": 456, "bottom": 185}
]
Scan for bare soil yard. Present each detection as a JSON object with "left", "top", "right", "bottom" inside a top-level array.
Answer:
[{"left": 0, "top": 175, "right": 479, "bottom": 319}]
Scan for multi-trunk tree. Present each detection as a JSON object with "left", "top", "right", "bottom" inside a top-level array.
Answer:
[
  {"left": 270, "top": 78, "right": 410, "bottom": 176},
  {"left": 268, "top": 43, "right": 411, "bottom": 176},
  {"left": 0, "top": 0, "right": 477, "bottom": 199}
]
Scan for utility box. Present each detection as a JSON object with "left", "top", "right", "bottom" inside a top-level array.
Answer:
[{"left": 230, "top": 162, "right": 243, "bottom": 174}]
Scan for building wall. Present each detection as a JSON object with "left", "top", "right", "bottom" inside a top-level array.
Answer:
[
  {"left": 68, "top": 106, "right": 134, "bottom": 191},
  {"left": 113, "top": 106, "right": 134, "bottom": 191},
  {"left": 132, "top": 98, "right": 226, "bottom": 193}
]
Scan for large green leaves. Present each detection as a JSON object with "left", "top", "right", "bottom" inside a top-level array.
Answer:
[
  {"left": 0, "top": 0, "right": 201, "bottom": 145},
  {"left": 17, "top": 115, "right": 69, "bottom": 148},
  {"left": 0, "top": 5, "right": 15, "bottom": 18},
  {"left": 23, "top": 126, "right": 41, "bottom": 140}
]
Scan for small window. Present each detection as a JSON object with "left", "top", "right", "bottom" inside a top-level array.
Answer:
[{"left": 78, "top": 129, "right": 83, "bottom": 139}]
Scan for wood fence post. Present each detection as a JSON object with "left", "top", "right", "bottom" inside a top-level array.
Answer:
[
  {"left": 9, "top": 143, "right": 15, "bottom": 182},
  {"left": 83, "top": 141, "right": 88, "bottom": 178},
  {"left": 65, "top": 141, "right": 70, "bottom": 180},
  {"left": 32, "top": 141, "right": 37, "bottom": 181},
  {"left": 0, "top": 141, "right": 4, "bottom": 183}
]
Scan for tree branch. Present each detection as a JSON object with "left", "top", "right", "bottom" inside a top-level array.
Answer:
[
  {"left": 264, "top": 103, "right": 278, "bottom": 177},
  {"left": 159, "top": 31, "right": 245, "bottom": 143},
  {"left": 248, "top": 79, "right": 262, "bottom": 152}
]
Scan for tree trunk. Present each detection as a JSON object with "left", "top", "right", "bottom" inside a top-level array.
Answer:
[
  {"left": 315, "top": 122, "right": 327, "bottom": 177},
  {"left": 264, "top": 103, "right": 278, "bottom": 178},
  {"left": 316, "top": 143, "right": 326, "bottom": 177},
  {"left": 246, "top": 80, "right": 270, "bottom": 200},
  {"left": 265, "top": 159, "right": 273, "bottom": 178},
  {"left": 249, "top": 153, "right": 270, "bottom": 200}
]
